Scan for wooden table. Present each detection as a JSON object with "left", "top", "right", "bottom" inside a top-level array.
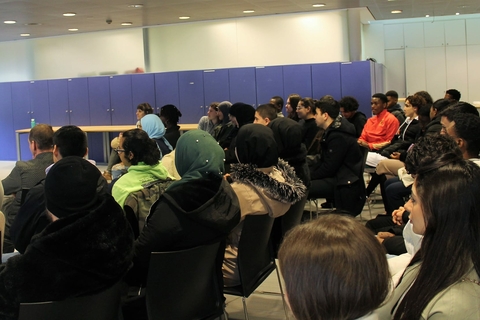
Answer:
[{"left": 15, "top": 124, "right": 198, "bottom": 161}]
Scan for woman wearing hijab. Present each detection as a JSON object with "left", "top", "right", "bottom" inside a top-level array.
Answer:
[
  {"left": 213, "top": 101, "right": 234, "bottom": 148},
  {"left": 140, "top": 113, "right": 173, "bottom": 157},
  {"left": 223, "top": 124, "right": 306, "bottom": 287},
  {"left": 129, "top": 130, "right": 241, "bottom": 286}
]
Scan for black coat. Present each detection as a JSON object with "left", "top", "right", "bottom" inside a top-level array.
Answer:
[
  {"left": 0, "top": 195, "right": 134, "bottom": 320},
  {"left": 380, "top": 119, "right": 420, "bottom": 157}
]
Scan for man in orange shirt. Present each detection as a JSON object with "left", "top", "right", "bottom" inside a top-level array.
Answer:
[{"left": 358, "top": 93, "right": 399, "bottom": 151}]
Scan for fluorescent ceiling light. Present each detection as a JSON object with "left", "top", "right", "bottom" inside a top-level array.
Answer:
[
  {"left": 63, "top": 12, "right": 76, "bottom": 17},
  {"left": 179, "top": 16, "right": 190, "bottom": 19},
  {"left": 425, "top": 14, "right": 430, "bottom": 17},
  {"left": 4, "top": 20, "right": 16, "bottom": 24},
  {"left": 456, "top": 12, "right": 460, "bottom": 15},
  {"left": 20, "top": 33, "right": 30, "bottom": 37},
  {"left": 68, "top": 28, "right": 78, "bottom": 31},
  {"left": 391, "top": 10, "right": 402, "bottom": 14},
  {"left": 121, "top": 22, "right": 132, "bottom": 26},
  {"left": 243, "top": 10, "right": 255, "bottom": 13},
  {"left": 312, "top": 4, "right": 326, "bottom": 7},
  {"left": 128, "top": 4, "right": 143, "bottom": 8}
]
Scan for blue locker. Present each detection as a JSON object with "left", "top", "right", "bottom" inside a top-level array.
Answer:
[
  {"left": 29, "top": 80, "right": 50, "bottom": 125},
  {"left": 203, "top": 69, "right": 230, "bottom": 107},
  {"left": 229, "top": 67, "right": 256, "bottom": 106},
  {"left": 48, "top": 79, "right": 69, "bottom": 126},
  {"left": 88, "top": 77, "right": 111, "bottom": 126},
  {"left": 178, "top": 71, "right": 205, "bottom": 124},
  {"left": 341, "top": 61, "right": 375, "bottom": 117},
  {"left": 0, "top": 83, "right": 16, "bottom": 160},
  {"left": 312, "top": 63, "right": 342, "bottom": 100},
  {"left": 11, "top": 82, "right": 32, "bottom": 160},
  {"left": 132, "top": 73, "right": 156, "bottom": 112},
  {"left": 68, "top": 78, "right": 90, "bottom": 126},
  {"left": 155, "top": 72, "right": 180, "bottom": 114},
  {"left": 255, "top": 66, "right": 284, "bottom": 106},
  {"left": 109, "top": 75, "right": 134, "bottom": 125},
  {"left": 283, "top": 65, "right": 313, "bottom": 99}
]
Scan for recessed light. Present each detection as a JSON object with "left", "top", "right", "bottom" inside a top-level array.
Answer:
[
  {"left": 312, "top": 4, "right": 326, "bottom": 7},
  {"left": 391, "top": 10, "right": 402, "bottom": 14},
  {"left": 456, "top": 12, "right": 460, "bottom": 15},
  {"left": 243, "top": 10, "right": 255, "bottom": 13},
  {"left": 63, "top": 12, "right": 76, "bottom": 17},
  {"left": 121, "top": 22, "right": 132, "bottom": 26},
  {"left": 20, "top": 33, "right": 30, "bottom": 37},
  {"left": 68, "top": 28, "right": 78, "bottom": 31},
  {"left": 128, "top": 4, "right": 143, "bottom": 8},
  {"left": 179, "top": 16, "right": 190, "bottom": 20},
  {"left": 425, "top": 14, "right": 430, "bottom": 17},
  {"left": 4, "top": 20, "right": 17, "bottom": 24}
]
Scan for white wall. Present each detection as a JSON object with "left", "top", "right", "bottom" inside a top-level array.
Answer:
[
  {"left": 0, "top": 41, "right": 34, "bottom": 82},
  {"left": 147, "top": 11, "right": 350, "bottom": 72}
]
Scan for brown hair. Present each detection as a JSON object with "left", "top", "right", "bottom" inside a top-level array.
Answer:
[
  {"left": 278, "top": 214, "right": 390, "bottom": 320},
  {"left": 29, "top": 123, "right": 54, "bottom": 150},
  {"left": 137, "top": 102, "right": 154, "bottom": 114}
]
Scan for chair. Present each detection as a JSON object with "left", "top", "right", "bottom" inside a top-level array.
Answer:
[
  {"left": 18, "top": 281, "right": 122, "bottom": 320},
  {"left": 223, "top": 215, "right": 288, "bottom": 320},
  {"left": 146, "top": 242, "right": 225, "bottom": 320}
]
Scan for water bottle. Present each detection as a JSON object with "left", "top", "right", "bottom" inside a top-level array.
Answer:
[{"left": 30, "top": 118, "right": 36, "bottom": 128}]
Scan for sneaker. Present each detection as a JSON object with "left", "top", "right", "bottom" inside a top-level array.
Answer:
[{"left": 102, "top": 170, "right": 112, "bottom": 181}]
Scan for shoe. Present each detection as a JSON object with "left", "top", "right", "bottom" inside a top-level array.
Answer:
[{"left": 102, "top": 170, "right": 112, "bottom": 181}]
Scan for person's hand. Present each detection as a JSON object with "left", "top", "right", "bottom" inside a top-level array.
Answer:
[
  {"left": 390, "top": 152, "right": 401, "bottom": 160},
  {"left": 392, "top": 206, "right": 405, "bottom": 225},
  {"left": 377, "top": 232, "right": 395, "bottom": 244},
  {"left": 372, "top": 141, "right": 390, "bottom": 149},
  {"left": 358, "top": 140, "right": 369, "bottom": 148}
]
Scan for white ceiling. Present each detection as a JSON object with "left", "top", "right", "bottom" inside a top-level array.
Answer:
[{"left": 0, "top": 0, "right": 478, "bottom": 42}]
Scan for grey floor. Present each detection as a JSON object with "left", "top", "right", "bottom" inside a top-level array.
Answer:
[{"left": 0, "top": 160, "right": 386, "bottom": 320}]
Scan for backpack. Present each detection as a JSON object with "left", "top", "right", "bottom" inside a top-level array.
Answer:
[{"left": 123, "top": 178, "right": 174, "bottom": 238}]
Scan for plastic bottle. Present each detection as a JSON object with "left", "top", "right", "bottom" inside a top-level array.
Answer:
[{"left": 30, "top": 118, "right": 36, "bottom": 128}]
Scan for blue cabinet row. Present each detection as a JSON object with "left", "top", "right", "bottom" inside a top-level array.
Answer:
[{"left": 0, "top": 60, "right": 382, "bottom": 161}]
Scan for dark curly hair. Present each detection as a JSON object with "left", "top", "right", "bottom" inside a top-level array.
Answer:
[{"left": 121, "top": 129, "right": 160, "bottom": 166}]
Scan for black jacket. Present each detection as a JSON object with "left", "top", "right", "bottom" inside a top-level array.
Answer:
[
  {"left": 0, "top": 195, "right": 134, "bottom": 320},
  {"left": 129, "top": 176, "right": 241, "bottom": 285},
  {"left": 347, "top": 111, "right": 367, "bottom": 138},
  {"left": 380, "top": 119, "right": 420, "bottom": 157},
  {"left": 310, "top": 116, "right": 365, "bottom": 216}
]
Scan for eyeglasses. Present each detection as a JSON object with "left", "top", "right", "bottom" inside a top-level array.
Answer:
[{"left": 114, "top": 148, "right": 125, "bottom": 154}]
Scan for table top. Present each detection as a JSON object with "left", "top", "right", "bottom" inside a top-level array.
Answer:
[{"left": 16, "top": 124, "right": 198, "bottom": 134}]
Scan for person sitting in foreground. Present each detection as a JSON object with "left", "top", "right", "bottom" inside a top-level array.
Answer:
[
  {"left": 0, "top": 157, "right": 134, "bottom": 319},
  {"left": 111, "top": 129, "right": 173, "bottom": 208},
  {"left": 279, "top": 214, "right": 390, "bottom": 320},
  {"left": 223, "top": 124, "right": 306, "bottom": 287},
  {"left": 375, "top": 142, "right": 480, "bottom": 319}
]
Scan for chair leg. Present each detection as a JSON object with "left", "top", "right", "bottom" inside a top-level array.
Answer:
[
  {"left": 275, "top": 267, "right": 289, "bottom": 320},
  {"left": 241, "top": 296, "right": 249, "bottom": 320}
]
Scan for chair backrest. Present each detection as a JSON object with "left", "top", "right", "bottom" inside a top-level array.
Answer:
[
  {"left": 123, "top": 178, "right": 173, "bottom": 238},
  {"left": 0, "top": 211, "right": 4, "bottom": 254},
  {"left": 235, "top": 214, "right": 276, "bottom": 297},
  {"left": 146, "top": 242, "right": 224, "bottom": 320},
  {"left": 18, "top": 281, "right": 122, "bottom": 320}
]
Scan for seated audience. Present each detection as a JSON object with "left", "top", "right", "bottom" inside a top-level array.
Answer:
[
  {"left": 426, "top": 98, "right": 452, "bottom": 134},
  {"left": 198, "top": 102, "right": 221, "bottom": 136},
  {"left": 2, "top": 124, "right": 54, "bottom": 253},
  {"left": 385, "top": 90, "right": 406, "bottom": 125},
  {"left": 111, "top": 129, "right": 172, "bottom": 208},
  {"left": 159, "top": 104, "right": 182, "bottom": 148},
  {"left": 224, "top": 102, "right": 256, "bottom": 165},
  {"left": 213, "top": 101, "right": 234, "bottom": 148},
  {"left": 129, "top": 130, "right": 241, "bottom": 286},
  {"left": 10, "top": 125, "right": 107, "bottom": 254},
  {"left": 223, "top": 124, "right": 306, "bottom": 286},
  {"left": 376, "top": 142, "right": 480, "bottom": 319},
  {"left": 279, "top": 214, "right": 390, "bottom": 320},
  {"left": 285, "top": 93, "right": 301, "bottom": 122},
  {"left": 309, "top": 99, "right": 365, "bottom": 216},
  {"left": 444, "top": 88, "right": 461, "bottom": 102},
  {"left": 296, "top": 97, "right": 321, "bottom": 155},
  {"left": 104, "top": 102, "right": 153, "bottom": 180},
  {"left": 269, "top": 96, "right": 285, "bottom": 118},
  {"left": 339, "top": 96, "right": 366, "bottom": 137},
  {"left": 140, "top": 113, "right": 173, "bottom": 157},
  {"left": 358, "top": 93, "right": 399, "bottom": 151},
  {"left": 254, "top": 103, "right": 278, "bottom": 125},
  {"left": 0, "top": 157, "right": 134, "bottom": 319}
]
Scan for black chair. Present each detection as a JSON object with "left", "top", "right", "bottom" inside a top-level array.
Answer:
[
  {"left": 224, "top": 214, "right": 288, "bottom": 320},
  {"left": 18, "top": 281, "right": 122, "bottom": 320},
  {"left": 146, "top": 242, "right": 225, "bottom": 320}
]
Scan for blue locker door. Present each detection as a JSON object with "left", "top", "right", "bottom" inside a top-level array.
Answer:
[
  {"left": 229, "top": 67, "right": 256, "bottom": 106},
  {"left": 132, "top": 73, "right": 156, "bottom": 112},
  {"left": 110, "top": 75, "right": 134, "bottom": 125},
  {"left": 311, "top": 63, "right": 342, "bottom": 100},
  {"left": 155, "top": 72, "right": 180, "bottom": 113},
  {"left": 29, "top": 80, "right": 50, "bottom": 125},
  {"left": 203, "top": 69, "right": 230, "bottom": 108},
  {"left": 283, "top": 65, "right": 313, "bottom": 99},
  {"left": 48, "top": 79, "right": 69, "bottom": 126},
  {"left": 11, "top": 82, "right": 32, "bottom": 160},
  {"left": 0, "top": 83, "right": 16, "bottom": 160},
  {"left": 178, "top": 71, "right": 205, "bottom": 124},
  {"left": 341, "top": 61, "right": 374, "bottom": 117},
  {"left": 68, "top": 78, "right": 90, "bottom": 126},
  {"left": 88, "top": 77, "right": 112, "bottom": 125},
  {"left": 255, "top": 66, "right": 284, "bottom": 106}
]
